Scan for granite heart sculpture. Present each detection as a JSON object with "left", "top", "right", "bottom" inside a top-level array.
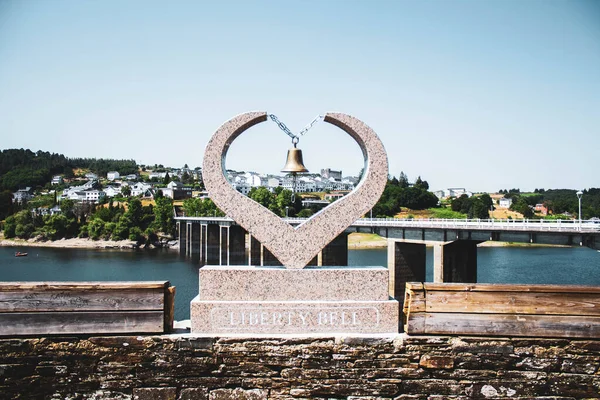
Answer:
[{"left": 202, "top": 112, "right": 388, "bottom": 269}]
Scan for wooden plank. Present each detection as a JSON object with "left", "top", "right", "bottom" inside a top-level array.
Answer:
[
  {"left": 422, "top": 283, "right": 600, "bottom": 294},
  {"left": 164, "top": 286, "right": 176, "bottom": 333},
  {"left": 0, "top": 311, "right": 164, "bottom": 335},
  {"left": 0, "top": 288, "right": 164, "bottom": 312},
  {"left": 406, "top": 312, "right": 600, "bottom": 339},
  {"left": 405, "top": 282, "right": 424, "bottom": 291},
  {"left": 404, "top": 288, "right": 426, "bottom": 314},
  {"left": 0, "top": 281, "right": 169, "bottom": 291},
  {"left": 404, "top": 312, "right": 426, "bottom": 334},
  {"left": 425, "top": 291, "right": 600, "bottom": 316}
]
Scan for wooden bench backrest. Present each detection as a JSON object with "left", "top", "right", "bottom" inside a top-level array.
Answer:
[
  {"left": 0, "top": 281, "right": 175, "bottom": 336},
  {"left": 404, "top": 282, "right": 600, "bottom": 338}
]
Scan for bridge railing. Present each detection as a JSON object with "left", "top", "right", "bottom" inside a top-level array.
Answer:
[
  {"left": 351, "top": 217, "right": 600, "bottom": 232},
  {"left": 282, "top": 217, "right": 600, "bottom": 232},
  {"left": 176, "top": 215, "right": 600, "bottom": 232}
]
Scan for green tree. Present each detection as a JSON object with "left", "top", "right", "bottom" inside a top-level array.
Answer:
[
  {"left": 87, "top": 218, "right": 105, "bottom": 240},
  {"left": 511, "top": 197, "right": 534, "bottom": 218},
  {"left": 103, "top": 222, "right": 116, "bottom": 238},
  {"left": 60, "top": 199, "right": 75, "bottom": 218},
  {"left": 43, "top": 214, "right": 69, "bottom": 240},
  {"left": 112, "top": 216, "right": 130, "bottom": 240},
  {"left": 3, "top": 215, "right": 16, "bottom": 238},
  {"left": 479, "top": 193, "right": 494, "bottom": 210},
  {"left": 414, "top": 176, "right": 429, "bottom": 190},
  {"left": 398, "top": 171, "right": 409, "bottom": 189},
  {"left": 249, "top": 187, "right": 274, "bottom": 209},
  {"left": 121, "top": 185, "right": 131, "bottom": 197},
  {"left": 181, "top": 171, "right": 193, "bottom": 184},
  {"left": 273, "top": 189, "right": 294, "bottom": 217},
  {"left": 468, "top": 198, "right": 490, "bottom": 219},
  {"left": 125, "top": 198, "right": 143, "bottom": 227},
  {"left": 0, "top": 190, "right": 14, "bottom": 220},
  {"left": 451, "top": 194, "right": 470, "bottom": 213},
  {"left": 182, "top": 197, "right": 203, "bottom": 216},
  {"left": 13, "top": 210, "right": 34, "bottom": 238},
  {"left": 297, "top": 209, "right": 314, "bottom": 218},
  {"left": 154, "top": 196, "right": 175, "bottom": 236},
  {"left": 129, "top": 226, "right": 144, "bottom": 242}
]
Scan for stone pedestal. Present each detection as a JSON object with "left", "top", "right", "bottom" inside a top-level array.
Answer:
[{"left": 191, "top": 266, "right": 399, "bottom": 335}]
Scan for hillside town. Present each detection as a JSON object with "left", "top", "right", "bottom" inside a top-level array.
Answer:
[{"left": 11, "top": 167, "right": 358, "bottom": 209}]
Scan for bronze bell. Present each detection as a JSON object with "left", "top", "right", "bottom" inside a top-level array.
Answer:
[{"left": 281, "top": 147, "right": 309, "bottom": 174}]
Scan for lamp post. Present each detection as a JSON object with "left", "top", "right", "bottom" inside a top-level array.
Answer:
[{"left": 576, "top": 190, "right": 583, "bottom": 230}]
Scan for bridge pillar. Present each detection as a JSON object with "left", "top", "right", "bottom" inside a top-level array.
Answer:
[
  {"left": 200, "top": 224, "right": 207, "bottom": 265},
  {"left": 249, "top": 235, "right": 261, "bottom": 266},
  {"left": 388, "top": 241, "right": 426, "bottom": 301},
  {"left": 321, "top": 232, "right": 349, "bottom": 266},
  {"left": 185, "top": 223, "right": 192, "bottom": 256},
  {"left": 220, "top": 226, "right": 229, "bottom": 265},
  {"left": 190, "top": 223, "right": 200, "bottom": 258},
  {"left": 434, "top": 240, "right": 480, "bottom": 283},
  {"left": 177, "top": 222, "right": 186, "bottom": 255},
  {"left": 229, "top": 225, "right": 246, "bottom": 265},
  {"left": 205, "top": 224, "right": 220, "bottom": 265}
]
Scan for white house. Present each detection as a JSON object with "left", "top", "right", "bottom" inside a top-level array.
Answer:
[
  {"left": 84, "top": 189, "right": 105, "bottom": 203},
  {"left": 266, "top": 177, "right": 281, "bottom": 192},
  {"left": 107, "top": 171, "right": 120, "bottom": 181},
  {"left": 104, "top": 186, "right": 122, "bottom": 198},
  {"left": 433, "top": 188, "right": 473, "bottom": 199},
  {"left": 12, "top": 187, "right": 34, "bottom": 204},
  {"left": 51, "top": 176, "right": 63, "bottom": 185},
  {"left": 130, "top": 182, "right": 153, "bottom": 197},
  {"left": 158, "top": 181, "right": 193, "bottom": 199},
  {"left": 232, "top": 182, "right": 251, "bottom": 195},
  {"left": 244, "top": 172, "right": 262, "bottom": 187},
  {"left": 148, "top": 172, "right": 168, "bottom": 180},
  {"left": 85, "top": 173, "right": 98, "bottom": 180},
  {"left": 499, "top": 197, "right": 513, "bottom": 208},
  {"left": 321, "top": 168, "right": 342, "bottom": 181}
]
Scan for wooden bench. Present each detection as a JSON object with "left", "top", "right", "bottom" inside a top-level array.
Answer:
[
  {"left": 0, "top": 281, "right": 175, "bottom": 336},
  {"left": 403, "top": 282, "right": 600, "bottom": 338}
]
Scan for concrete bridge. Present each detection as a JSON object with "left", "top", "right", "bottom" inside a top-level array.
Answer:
[{"left": 176, "top": 216, "right": 600, "bottom": 294}]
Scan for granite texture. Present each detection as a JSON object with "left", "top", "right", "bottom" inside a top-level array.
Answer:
[
  {"left": 191, "top": 296, "right": 399, "bottom": 334},
  {"left": 198, "top": 266, "right": 389, "bottom": 301},
  {"left": 202, "top": 112, "right": 388, "bottom": 269}
]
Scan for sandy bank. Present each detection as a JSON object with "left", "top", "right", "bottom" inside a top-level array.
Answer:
[
  {"left": 347, "top": 233, "right": 569, "bottom": 249},
  {"left": 0, "top": 237, "right": 178, "bottom": 250}
]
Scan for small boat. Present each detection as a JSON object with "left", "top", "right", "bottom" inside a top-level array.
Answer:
[{"left": 15, "top": 252, "right": 28, "bottom": 257}]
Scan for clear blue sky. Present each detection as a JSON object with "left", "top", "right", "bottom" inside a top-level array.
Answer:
[{"left": 1, "top": 0, "right": 598, "bottom": 192}]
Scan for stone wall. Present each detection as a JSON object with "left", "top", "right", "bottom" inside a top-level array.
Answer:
[{"left": 0, "top": 335, "right": 598, "bottom": 399}]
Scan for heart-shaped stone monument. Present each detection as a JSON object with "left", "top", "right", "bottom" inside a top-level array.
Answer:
[
  {"left": 202, "top": 112, "right": 388, "bottom": 269},
  {"left": 193, "top": 112, "right": 398, "bottom": 335}
]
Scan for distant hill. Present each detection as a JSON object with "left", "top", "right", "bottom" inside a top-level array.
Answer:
[{"left": 0, "top": 149, "right": 137, "bottom": 191}]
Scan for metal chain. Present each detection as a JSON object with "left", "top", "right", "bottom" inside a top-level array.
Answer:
[
  {"left": 298, "top": 114, "right": 324, "bottom": 137},
  {"left": 268, "top": 114, "right": 324, "bottom": 143},
  {"left": 268, "top": 113, "right": 323, "bottom": 203},
  {"left": 268, "top": 114, "right": 296, "bottom": 140}
]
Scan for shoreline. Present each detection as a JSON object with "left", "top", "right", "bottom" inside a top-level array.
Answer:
[
  {"left": 347, "top": 233, "right": 570, "bottom": 249},
  {"left": 0, "top": 237, "right": 179, "bottom": 250},
  {"left": 1, "top": 235, "right": 569, "bottom": 251}
]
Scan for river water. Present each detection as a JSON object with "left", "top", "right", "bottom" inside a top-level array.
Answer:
[{"left": 1, "top": 246, "right": 598, "bottom": 321}]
